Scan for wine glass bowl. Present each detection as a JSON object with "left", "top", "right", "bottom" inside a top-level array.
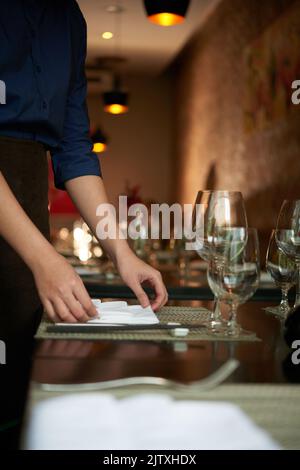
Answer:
[
  {"left": 207, "top": 191, "right": 248, "bottom": 233},
  {"left": 207, "top": 228, "right": 260, "bottom": 336},
  {"left": 193, "top": 191, "right": 248, "bottom": 262},
  {"left": 276, "top": 200, "right": 300, "bottom": 308},
  {"left": 265, "top": 230, "right": 296, "bottom": 318},
  {"left": 192, "top": 190, "right": 214, "bottom": 262},
  {"left": 275, "top": 229, "right": 300, "bottom": 261},
  {"left": 192, "top": 190, "right": 248, "bottom": 330},
  {"left": 210, "top": 226, "right": 248, "bottom": 266},
  {"left": 208, "top": 260, "right": 259, "bottom": 304}
]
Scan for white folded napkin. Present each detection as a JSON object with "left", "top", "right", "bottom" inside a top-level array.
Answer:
[
  {"left": 87, "top": 300, "right": 159, "bottom": 325},
  {"left": 25, "top": 393, "right": 280, "bottom": 450}
]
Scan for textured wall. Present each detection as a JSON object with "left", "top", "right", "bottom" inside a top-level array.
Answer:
[{"left": 174, "top": 0, "right": 300, "bottom": 255}]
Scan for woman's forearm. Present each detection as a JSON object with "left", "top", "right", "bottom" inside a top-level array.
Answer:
[
  {"left": 65, "top": 175, "right": 131, "bottom": 263},
  {"left": 66, "top": 175, "right": 168, "bottom": 310},
  {"left": 0, "top": 171, "right": 97, "bottom": 321},
  {"left": 0, "top": 172, "right": 57, "bottom": 270}
]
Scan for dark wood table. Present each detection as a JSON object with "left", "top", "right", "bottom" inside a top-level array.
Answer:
[
  {"left": 30, "top": 268, "right": 297, "bottom": 387},
  {"left": 31, "top": 299, "right": 295, "bottom": 386},
  {"left": 25, "top": 299, "right": 300, "bottom": 453}
]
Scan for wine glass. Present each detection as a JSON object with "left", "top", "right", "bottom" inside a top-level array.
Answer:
[
  {"left": 207, "top": 228, "right": 260, "bottom": 337},
  {"left": 265, "top": 230, "right": 297, "bottom": 318},
  {"left": 192, "top": 190, "right": 213, "bottom": 262},
  {"left": 276, "top": 200, "right": 300, "bottom": 308},
  {"left": 192, "top": 191, "right": 222, "bottom": 328},
  {"left": 206, "top": 191, "right": 248, "bottom": 243},
  {"left": 192, "top": 191, "right": 248, "bottom": 329},
  {"left": 207, "top": 227, "right": 247, "bottom": 333}
]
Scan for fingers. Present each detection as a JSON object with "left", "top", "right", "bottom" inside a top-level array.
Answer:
[
  {"left": 43, "top": 283, "right": 96, "bottom": 323},
  {"left": 51, "top": 297, "right": 77, "bottom": 323},
  {"left": 148, "top": 272, "right": 168, "bottom": 311},
  {"left": 43, "top": 299, "right": 60, "bottom": 323},
  {"left": 35, "top": 253, "right": 97, "bottom": 323},
  {"left": 73, "top": 281, "right": 98, "bottom": 318},
  {"left": 130, "top": 282, "right": 151, "bottom": 308},
  {"left": 129, "top": 270, "right": 168, "bottom": 312},
  {"left": 62, "top": 293, "right": 90, "bottom": 323}
]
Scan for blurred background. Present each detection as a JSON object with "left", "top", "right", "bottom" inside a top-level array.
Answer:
[{"left": 49, "top": 0, "right": 300, "bottom": 271}]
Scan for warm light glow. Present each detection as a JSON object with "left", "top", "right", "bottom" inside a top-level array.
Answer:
[
  {"left": 93, "top": 246, "right": 103, "bottom": 258},
  {"left": 59, "top": 227, "right": 69, "bottom": 241},
  {"left": 148, "top": 13, "right": 185, "bottom": 26},
  {"left": 93, "top": 142, "right": 107, "bottom": 153},
  {"left": 224, "top": 198, "right": 231, "bottom": 224},
  {"left": 73, "top": 222, "right": 92, "bottom": 263},
  {"left": 102, "top": 31, "right": 114, "bottom": 39},
  {"left": 78, "top": 246, "right": 91, "bottom": 262},
  {"left": 73, "top": 227, "right": 84, "bottom": 242},
  {"left": 104, "top": 103, "right": 128, "bottom": 115}
]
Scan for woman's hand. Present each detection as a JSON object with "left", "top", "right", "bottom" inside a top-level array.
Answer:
[
  {"left": 32, "top": 252, "right": 97, "bottom": 323},
  {"left": 116, "top": 250, "right": 168, "bottom": 311}
]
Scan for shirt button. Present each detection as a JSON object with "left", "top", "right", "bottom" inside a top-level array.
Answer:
[{"left": 42, "top": 101, "right": 47, "bottom": 110}]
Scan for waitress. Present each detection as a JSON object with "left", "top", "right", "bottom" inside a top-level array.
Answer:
[{"left": 0, "top": 0, "right": 168, "bottom": 329}]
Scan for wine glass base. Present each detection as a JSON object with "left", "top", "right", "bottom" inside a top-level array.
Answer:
[
  {"left": 263, "top": 306, "right": 290, "bottom": 320},
  {"left": 226, "top": 325, "right": 241, "bottom": 337},
  {"left": 225, "top": 323, "right": 256, "bottom": 338},
  {"left": 204, "top": 317, "right": 227, "bottom": 332}
]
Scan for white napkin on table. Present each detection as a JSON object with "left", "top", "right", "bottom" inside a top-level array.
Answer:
[
  {"left": 25, "top": 393, "right": 280, "bottom": 450},
  {"left": 87, "top": 300, "right": 160, "bottom": 326}
]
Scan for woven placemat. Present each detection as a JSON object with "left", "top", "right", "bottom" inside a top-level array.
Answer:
[{"left": 35, "top": 306, "right": 259, "bottom": 342}]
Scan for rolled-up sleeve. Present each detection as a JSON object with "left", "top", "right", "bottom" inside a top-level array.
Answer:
[{"left": 50, "top": 0, "right": 101, "bottom": 190}]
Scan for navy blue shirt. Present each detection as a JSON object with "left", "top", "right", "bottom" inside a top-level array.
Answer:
[{"left": 0, "top": 0, "right": 101, "bottom": 189}]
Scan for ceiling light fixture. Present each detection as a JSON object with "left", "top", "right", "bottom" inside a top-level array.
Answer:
[
  {"left": 103, "top": 76, "right": 128, "bottom": 115},
  {"left": 102, "top": 31, "right": 114, "bottom": 39},
  {"left": 144, "top": 0, "right": 190, "bottom": 27},
  {"left": 90, "top": 127, "right": 108, "bottom": 153},
  {"left": 102, "top": 2, "right": 129, "bottom": 115},
  {"left": 105, "top": 4, "right": 124, "bottom": 14}
]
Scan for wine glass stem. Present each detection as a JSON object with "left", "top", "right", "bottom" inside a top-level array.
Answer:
[
  {"left": 210, "top": 297, "right": 221, "bottom": 323},
  {"left": 280, "top": 288, "right": 289, "bottom": 312},
  {"left": 294, "top": 264, "right": 300, "bottom": 308},
  {"left": 228, "top": 303, "right": 238, "bottom": 332}
]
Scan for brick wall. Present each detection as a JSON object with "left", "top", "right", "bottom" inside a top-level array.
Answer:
[{"left": 174, "top": 0, "right": 300, "bottom": 256}]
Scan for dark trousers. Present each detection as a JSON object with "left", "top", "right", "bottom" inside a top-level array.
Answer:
[{"left": 0, "top": 136, "right": 50, "bottom": 448}]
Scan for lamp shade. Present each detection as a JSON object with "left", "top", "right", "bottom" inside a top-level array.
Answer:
[
  {"left": 103, "top": 90, "right": 129, "bottom": 115},
  {"left": 144, "top": 0, "right": 190, "bottom": 26},
  {"left": 90, "top": 127, "right": 108, "bottom": 153}
]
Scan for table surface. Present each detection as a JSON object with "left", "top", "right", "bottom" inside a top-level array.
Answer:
[
  {"left": 30, "top": 266, "right": 297, "bottom": 386},
  {"left": 24, "top": 294, "right": 300, "bottom": 450},
  {"left": 31, "top": 299, "right": 296, "bottom": 386}
]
